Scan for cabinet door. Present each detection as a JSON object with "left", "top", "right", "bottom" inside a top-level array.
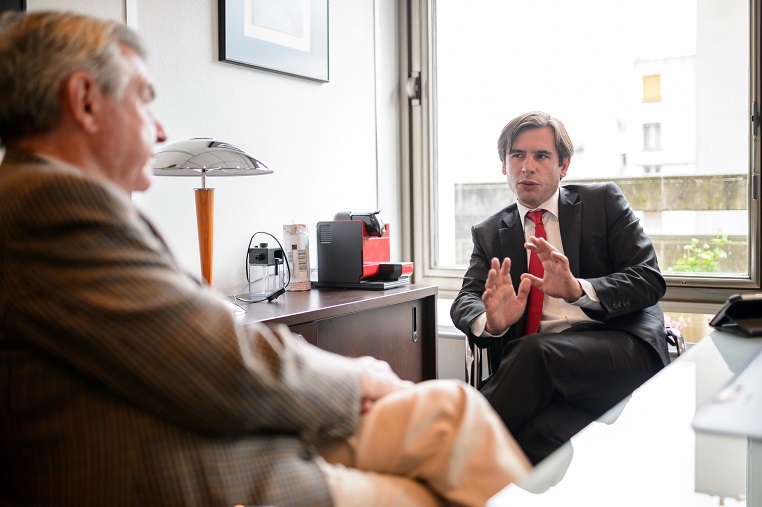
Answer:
[
  {"left": 316, "top": 300, "right": 429, "bottom": 382},
  {"left": 289, "top": 322, "right": 318, "bottom": 346}
]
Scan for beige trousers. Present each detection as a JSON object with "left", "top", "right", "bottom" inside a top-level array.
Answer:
[{"left": 316, "top": 380, "right": 531, "bottom": 507}]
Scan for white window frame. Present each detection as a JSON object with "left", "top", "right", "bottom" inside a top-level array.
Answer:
[{"left": 400, "top": 0, "right": 762, "bottom": 308}]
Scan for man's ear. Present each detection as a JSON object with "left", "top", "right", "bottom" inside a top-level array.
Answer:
[
  {"left": 559, "top": 157, "right": 571, "bottom": 180},
  {"left": 63, "top": 71, "right": 102, "bottom": 134}
]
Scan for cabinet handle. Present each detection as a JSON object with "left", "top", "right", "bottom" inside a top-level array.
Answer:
[{"left": 412, "top": 306, "right": 418, "bottom": 342}]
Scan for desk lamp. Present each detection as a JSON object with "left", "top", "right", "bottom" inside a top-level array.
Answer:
[{"left": 153, "top": 138, "right": 272, "bottom": 285}]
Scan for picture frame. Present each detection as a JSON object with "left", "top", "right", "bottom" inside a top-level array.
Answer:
[
  {"left": 0, "top": 0, "right": 25, "bottom": 13},
  {"left": 219, "top": 0, "right": 329, "bottom": 82}
]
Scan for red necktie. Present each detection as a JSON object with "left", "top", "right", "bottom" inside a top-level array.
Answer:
[{"left": 524, "top": 210, "right": 546, "bottom": 335}]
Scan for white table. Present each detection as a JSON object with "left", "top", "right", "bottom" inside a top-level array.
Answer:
[{"left": 489, "top": 330, "right": 762, "bottom": 507}]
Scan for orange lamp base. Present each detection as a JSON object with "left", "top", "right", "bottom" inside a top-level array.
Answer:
[{"left": 194, "top": 188, "right": 214, "bottom": 285}]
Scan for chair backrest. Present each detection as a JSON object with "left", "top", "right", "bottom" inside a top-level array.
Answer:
[{"left": 665, "top": 327, "right": 686, "bottom": 359}]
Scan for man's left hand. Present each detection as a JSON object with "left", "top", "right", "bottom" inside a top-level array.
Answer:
[{"left": 521, "top": 236, "right": 584, "bottom": 302}]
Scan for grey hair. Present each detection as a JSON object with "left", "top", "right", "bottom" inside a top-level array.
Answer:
[
  {"left": 0, "top": 11, "right": 147, "bottom": 145},
  {"left": 496, "top": 111, "right": 574, "bottom": 165}
]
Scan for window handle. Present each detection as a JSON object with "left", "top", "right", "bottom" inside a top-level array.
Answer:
[{"left": 406, "top": 72, "right": 421, "bottom": 104}]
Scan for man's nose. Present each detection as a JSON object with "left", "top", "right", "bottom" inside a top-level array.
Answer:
[
  {"left": 522, "top": 157, "right": 536, "bottom": 173},
  {"left": 155, "top": 120, "right": 167, "bottom": 143}
]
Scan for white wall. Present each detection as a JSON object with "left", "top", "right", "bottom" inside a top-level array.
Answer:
[
  {"left": 28, "top": 0, "right": 124, "bottom": 21},
  {"left": 26, "top": 0, "right": 402, "bottom": 296}
]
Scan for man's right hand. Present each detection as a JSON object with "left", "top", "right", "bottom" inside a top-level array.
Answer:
[
  {"left": 482, "top": 257, "right": 532, "bottom": 335},
  {"left": 357, "top": 356, "right": 413, "bottom": 413}
]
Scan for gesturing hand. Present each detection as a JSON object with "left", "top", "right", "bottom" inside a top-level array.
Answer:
[
  {"left": 482, "top": 257, "right": 532, "bottom": 335},
  {"left": 521, "top": 236, "right": 583, "bottom": 302}
]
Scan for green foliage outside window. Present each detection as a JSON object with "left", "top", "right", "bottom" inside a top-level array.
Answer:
[{"left": 668, "top": 235, "right": 732, "bottom": 273}]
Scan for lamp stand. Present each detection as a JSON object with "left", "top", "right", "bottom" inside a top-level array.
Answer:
[{"left": 194, "top": 188, "right": 214, "bottom": 285}]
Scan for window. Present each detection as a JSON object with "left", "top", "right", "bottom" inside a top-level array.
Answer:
[
  {"left": 402, "top": 0, "right": 761, "bottom": 309},
  {"left": 643, "top": 123, "right": 662, "bottom": 151},
  {"left": 644, "top": 165, "right": 663, "bottom": 174},
  {"left": 643, "top": 74, "right": 662, "bottom": 103}
]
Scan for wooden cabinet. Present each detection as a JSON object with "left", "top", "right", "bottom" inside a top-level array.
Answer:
[{"left": 235, "top": 285, "right": 438, "bottom": 382}]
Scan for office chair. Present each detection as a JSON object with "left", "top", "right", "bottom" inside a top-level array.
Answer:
[{"left": 465, "top": 326, "right": 686, "bottom": 388}]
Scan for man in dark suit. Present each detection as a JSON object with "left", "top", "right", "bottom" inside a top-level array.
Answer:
[
  {"left": 451, "top": 111, "right": 669, "bottom": 465},
  {"left": 0, "top": 11, "right": 531, "bottom": 506}
]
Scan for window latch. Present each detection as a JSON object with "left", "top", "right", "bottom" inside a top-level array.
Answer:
[{"left": 406, "top": 72, "right": 421, "bottom": 104}]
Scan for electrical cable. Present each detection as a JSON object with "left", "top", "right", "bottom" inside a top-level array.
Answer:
[{"left": 235, "top": 231, "right": 291, "bottom": 303}]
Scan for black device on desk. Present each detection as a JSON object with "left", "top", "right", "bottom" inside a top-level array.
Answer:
[
  {"left": 313, "top": 212, "right": 413, "bottom": 290},
  {"left": 709, "top": 293, "right": 762, "bottom": 337}
]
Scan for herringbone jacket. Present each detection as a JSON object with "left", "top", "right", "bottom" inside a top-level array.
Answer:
[{"left": 0, "top": 149, "right": 361, "bottom": 506}]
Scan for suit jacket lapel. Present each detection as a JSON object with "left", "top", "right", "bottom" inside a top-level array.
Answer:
[
  {"left": 559, "top": 187, "right": 582, "bottom": 277},
  {"left": 498, "top": 207, "right": 527, "bottom": 289}
]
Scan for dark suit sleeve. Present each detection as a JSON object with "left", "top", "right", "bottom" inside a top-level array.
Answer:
[
  {"left": 579, "top": 183, "right": 666, "bottom": 320},
  {"left": 450, "top": 211, "right": 523, "bottom": 347},
  {"left": 450, "top": 225, "right": 490, "bottom": 341}
]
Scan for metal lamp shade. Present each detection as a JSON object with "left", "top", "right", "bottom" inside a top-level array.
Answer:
[{"left": 152, "top": 138, "right": 273, "bottom": 286}]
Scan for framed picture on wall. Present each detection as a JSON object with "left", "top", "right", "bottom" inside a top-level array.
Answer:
[
  {"left": 218, "top": 0, "right": 329, "bottom": 82},
  {"left": 0, "top": 0, "right": 26, "bottom": 13}
]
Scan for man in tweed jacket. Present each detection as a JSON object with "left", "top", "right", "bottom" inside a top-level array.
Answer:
[{"left": 0, "top": 11, "right": 530, "bottom": 507}]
